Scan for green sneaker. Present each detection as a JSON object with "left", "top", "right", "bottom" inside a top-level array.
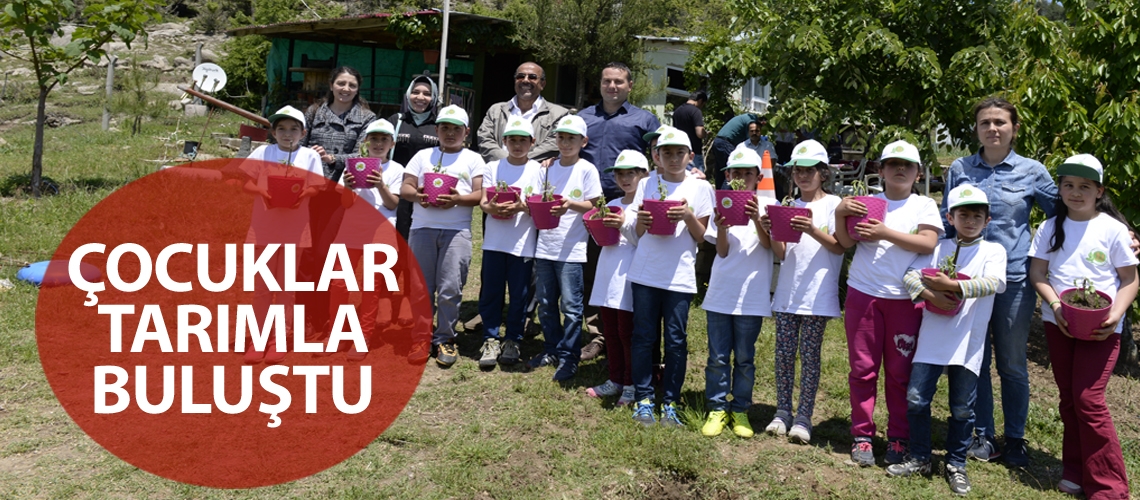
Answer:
[
  {"left": 732, "top": 412, "right": 754, "bottom": 438},
  {"left": 701, "top": 410, "right": 727, "bottom": 437}
]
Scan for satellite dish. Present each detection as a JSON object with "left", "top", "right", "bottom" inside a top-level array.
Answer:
[{"left": 191, "top": 63, "right": 228, "bottom": 93}]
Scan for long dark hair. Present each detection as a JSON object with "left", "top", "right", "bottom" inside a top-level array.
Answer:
[
  {"left": 1048, "top": 176, "right": 1133, "bottom": 253},
  {"left": 322, "top": 66, "right": 369, "bottom": 108}
]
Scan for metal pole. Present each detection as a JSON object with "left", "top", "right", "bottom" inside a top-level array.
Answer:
[
  {"left": 102, "top": 55, "right": 116, "bottom": 131},
  {"left": 438, "top": 0, "right": 450, "bottom": 105}
]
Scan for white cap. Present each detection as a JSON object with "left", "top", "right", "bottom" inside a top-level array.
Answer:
[
  {"left": 604, "top": 149, "right": 649, "bottom": 172},
  {"left": 879, "top": 140, "right": 922, "bottom": 164},
  {"left": 654, "top": 126, "right": 691, "bottom": 150},
  {"left": 724, "top": 147, "right": 761, "bottom": 170},
  {"left": 502, "top": 118, "right": 534, "bottom": 138},
  {"left": 787, "top": 139, "right": 828, "bottom": 167},
  {"left": 268, "top": 105, "right": 306, "bottom": 128},
  {"left": 363, "top": 118, "right": 396, "bottom": 136},
  {"left": 642, "top": 124, "right": 669, "bottom": 142},
  {"left": 947, "top": 184, "right": 990, "bottom": 210},
  {"left": 437, "top": 105, "right": 469, "bottom": 127},
  {"left": 553, "top": 115, "right": 588, "bottom": 137},
  {"left": 1057, "top": 153, "right": 1103, "bottom": 183}
]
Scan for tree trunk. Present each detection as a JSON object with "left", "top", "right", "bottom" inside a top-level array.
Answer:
[
  {"left": 575, "top": 70, "right": 586, "bottom": 110},
  {"left": 32, "top": 85, "right": 48, "bottom": 198}
]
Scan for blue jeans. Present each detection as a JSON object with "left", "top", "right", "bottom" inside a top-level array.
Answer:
[
  {"left": 631, "top": 283, "right": 693, "bottom": 404},
  {"left": 907, "top": 363, "right": 977, "bottom": 468},
  {"left": 976, "top": 278, "right": 1034, "bottom": 440},
  {"left": 478, "top": 250, "right": 532, "bottom": 342},
  {"left": 535, "top": 259, "right": 584, "bottom": 364},
  {"left": 705, "top": 311, "right": 763, "bottom": 412}
]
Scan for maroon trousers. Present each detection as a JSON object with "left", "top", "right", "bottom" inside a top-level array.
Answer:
[{"left": 599, "top": 307, "right": 634, "bottom": 386}]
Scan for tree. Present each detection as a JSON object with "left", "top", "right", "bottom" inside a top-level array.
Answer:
[{"left": 0, "top": 0, "right": 163, "bottom": 197}]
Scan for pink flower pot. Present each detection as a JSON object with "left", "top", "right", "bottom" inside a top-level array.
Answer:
[
  {"left": 346, "top": 157, "right": 381, "bottom": 189},
  {"left": 767, "top": 205, "right": 813, "bottom": 243},
  {"left": 643, "top": 199, "right": 684, "bottom": 235},
  {"left": 1059, "top": 288, "right": 1113, "bottom": 340},
  {"left": 920, "top": 269, "right": 969, "bottom": 315},
  {"left": 583, "top": 206, "right": 623, "bottom": 246},
  {"left": 423, "top": 172, "right": 458, "bottom": 206},
  {"left": 716, "top": 190, "right": 755, "bottom": 226},
  {"left": 486, "top": 186, "right": 522, "bottom": 220},
  {"left": 527, "top": 194, "right": 564, "bottom": 230},
  {"left": 266, "top": 175, "right": 304, "bottom": 208},
  {"left": 845, "top": 196, "right": 888, "bottom": 241}
]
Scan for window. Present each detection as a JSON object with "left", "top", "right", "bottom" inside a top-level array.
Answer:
[
  {"left": 741, "top": 77, "right": 771, "bottom": 113},
  {"left": 666, "top": 66, "right": 689, "bottom": 97}
]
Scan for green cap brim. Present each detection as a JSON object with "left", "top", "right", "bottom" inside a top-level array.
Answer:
[
  {"left": 1057, "top": 163, "right": 1101, "bottom": 182},
  {"left": 553, "top": 127, "right": 584, "bottom": 136},
  {"left": 502, "top": 130, "right": 533, "bottom": 137},
  {"left": 642, "top": 131, "right": 662, "bottom": 141},
  {"left": 787, "top": 158, "right": 825, "bottom": 167},
  {"left": 723, "top": 163, "right": 760, "bottom": 171},
  {"left": 604, "top": 165, "right": 648, "bottom": 172},
  {"left": 437, "top": 118, "right": 467, "bottom": 126}
]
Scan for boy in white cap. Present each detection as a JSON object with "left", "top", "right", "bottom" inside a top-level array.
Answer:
[
  {"left": 241, "top": 105, "right": 324, "bottom": 365},
  {"left": 399, "top": 104, "right": 486, "bottom": 367},
  {"left": 477, "top": 118, "right": 542, "bottom": 368},
  {"left": 621, "top": 126, "right": 715, "bottom": 426},
  {"left": 889, "top": 184, "right": 1007, "bottom": 495},
  {"left": 527, "top": 114, "right": 602, "bottom": 381}
]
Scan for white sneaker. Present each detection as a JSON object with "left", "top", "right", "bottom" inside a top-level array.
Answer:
[
  {"left": 616, "top": 385, "right": 636, "bottom": 406},
  {"left": 765, "top": 410, "right": 790, "bottom": 436},
  {"left": 788, "top": 417, "right": 812, "bottom": 444},
  {"left": 586, "top": 380, "right": 622, "bottom": 398}
]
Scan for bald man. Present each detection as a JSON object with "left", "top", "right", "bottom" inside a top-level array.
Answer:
[{"left": 477, "top": 62, "right": 570, "bottom": 163}]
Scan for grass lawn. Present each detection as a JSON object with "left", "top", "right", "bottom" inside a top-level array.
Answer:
[{"left": 1, "top": 92, "right": 1139, "bottom": 499}]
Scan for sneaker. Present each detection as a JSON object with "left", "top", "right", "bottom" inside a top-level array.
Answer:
[
  {"left": 552, "top": 359, "right": 577, "bottom": 381},
  {"left": 660, "top": 403, "right": 683, "bottom": 428},
  {"left": 945, "top": 464, "right": 971, "bottom": 496},
  {"left": 886, "top": 456, "right": 932, "bottom": 477},
  {"left": 478, "top": 338, "right": 501, "bottom": 368},
  {"left": 346, "top": 342, "right": 368, "bottom": 361},
  {"left": 731, "top": 412, "right": 754, "bottom": 438},
  {"left": 632, "top": 399, "right": 656, "bottom": 426},
  {"left": 526, "top": 353, "right": 557, "bottom": 370},
  {"left": 966, "top": 435, "right": 1001, "bottom": 462},
  {"left": 498, "top": 340, "right": 521, "bottom": 365},
  {"left": 616, "top": 385, "right": 636, "bottom": 407},
  {"left": 580, "top": 338, "right": 605, "bottom": 361},
  {"left": 435, "top": 342, "right": 458, "bottom": 367},
  {"left": 788, "top": 417, "right": 812, "bottom": 444},
  {"left": 1057, "top": 479, "right": 1083, "bottom": 496},
  {"left": 851, "top": 437, "right": 875, "bottom": 467},
  {"left": 701, "top": 410, "right": 727, "bottom": 437},
  {"left": 886, "top": 439, "right": 908, "bottom": 465},
  {"left": 765, "top": 410, "right": 790, "bottom": 436},
  {"left": 1003, "top": 437, "right": 1030, "bottom": 467},
  {"left": 408, "top": 341, "right": 431, "bottom": 364},
  {"left": 587, "top": 380, "right": 623, "bottom": 398}
]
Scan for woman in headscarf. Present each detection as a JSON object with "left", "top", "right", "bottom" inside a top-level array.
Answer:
[{"left": 387, "top": 75, "right": 441, "bottom": 239}]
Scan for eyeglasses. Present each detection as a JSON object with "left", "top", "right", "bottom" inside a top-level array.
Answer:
[{"left": 514, "top": 73, "right": 541, "bottom": 81}]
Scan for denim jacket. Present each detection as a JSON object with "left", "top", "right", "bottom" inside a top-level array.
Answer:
[{"left": 941, "top": 148, "right": 1057, "bottom": 282}]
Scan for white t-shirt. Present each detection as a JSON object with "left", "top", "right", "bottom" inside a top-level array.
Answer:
[
  {"left": 482, "top": 158, "right": 542, "bottom": 258},
  {"left": 534, "top": 158, "right": 603, "bottom": 263},
  {"left": 1029, "top": 213, "right": 1139, "bottom": 333},
  {"left": 911, "top": 239, "right": 1008, "bottom": 374},
  {"left": 701, "top": 201, "right": 776, "bottom": 316},
  {"left": 335, "top": 160, "right": 404, "bottom": 249},
  {"left": 405, "top": 147, "right": 485, "bottom": 231},
  {"left": 623, "top": 171, "right": 715, "bottom": 294},
  {"left": 589, "top": 197, "right": 637, "bottom": 311},
  {"left": 846, "top": 193, "right": 945, "bottom": 299},
  {"left": 243, "top": 145, "right": 323, "bottom": 247},
  {"left": 771, "top": 194, "right": 844, "bottom": 317}
]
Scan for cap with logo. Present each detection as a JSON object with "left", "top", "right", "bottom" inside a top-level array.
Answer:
[
  {"left": 1057, "top": 153, "right": 1103, "bottom": 183},
  {"left": 879, "top": 140, "right": 922, "bottom": 164},
  {"left": 786, "top": 139, "right": 828, "bottom": 167},
  {"left": 437, "top": 105, "right": 470, "bottom": 127},
  {"left": 642, "top": 125, "right": 669, "bottom": 142},
  {"left": 947, "top": 183, "right": 990, "bottom": 210},
  {"left": 604, "top": 149, "right": 650, "bottom": 172},
  {"left": 553, "top": 115, "right": 588, "bottom": 137},
  {"left": 363, "top": 118, "right": 396, "bottom": 136},
  {"left": 724, "top": 147, "right": 762, "bottom": 170},
  {"left": 268, "top": 105, "right": 306, "bottom": 128},
  {"left": 654, "top": 126, "right": 692, "bottom": 150},
  {"left": 502, "top": 118, "right": 534, "bottom": 138}
]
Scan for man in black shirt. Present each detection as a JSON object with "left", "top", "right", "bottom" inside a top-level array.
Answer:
[{"left": 671, "top": 91, "right": 707, "bottom": 176}]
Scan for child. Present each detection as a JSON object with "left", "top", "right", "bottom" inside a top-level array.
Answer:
[
  {"left": 527, "top": 114, "right": 602, "bottom": 381},
  {"left": 835, "top": 139, "right": 943, "bottom": 465},
  {"left": 888, "top": 184, "right": 1007, "bottom": 496},
  {"left": 761, "top": 140, "right": 845, "bottom": 443},
  {"left": 1028, "top": 154, "right": 1137, "bottom": 499},
  {"left": 622, "top": 126, "right": 714, "bottom": 426},
  {"left": 242, "top": 105, "right": 323, "bottom": 364},
  {"left": 699, "top": 147, "right": 774, "bottom": 438},
  {"left": 477, "top": 118, "right": 542, "bottom": 368},
  {"left": 399, "top": 104, "right": 485, "bottom": 367},
  {"left": 325, "top": 118, "right": 405, "bottom": 361},
  {"left": 585, "top": 150, "right": 648, "bottom": 404}
]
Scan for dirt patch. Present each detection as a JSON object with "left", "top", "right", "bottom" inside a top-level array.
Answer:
[{"left": 642, "top": 471, "right": 704, "bottom": 500}]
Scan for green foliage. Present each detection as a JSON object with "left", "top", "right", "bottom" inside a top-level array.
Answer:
[
  {"left": 111, "top": 56, "right": 167, "bottom": 136},
  {"left": 219, "top": 33, "right": 272, "bottom": 111}
]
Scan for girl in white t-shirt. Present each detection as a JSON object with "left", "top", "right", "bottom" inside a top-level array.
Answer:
[
  {"left": 758, "top": 140, "right": 845, "bottom": 444},
  {"left": 698, "top": 147, "right": 773, "bottom": 439},
  {"left": 1028, "top": 155, "right": 1137, "bottom": 499},
  {"left": 834, "top": 140, "right": 943, "bottom": 467}
]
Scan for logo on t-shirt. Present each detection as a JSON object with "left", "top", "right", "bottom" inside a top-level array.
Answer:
[
  {"left": 909, "top": 227, "right": 919, "bottom": 235},
  {"left": 1085, "top": 249, "right": 1109, "bottom": 266},
  {"left": 571, "top": 188, "right": 583, "bottom": 199},
  {"left": 820, "top": 224, "right": 829, "bottom": 233}
]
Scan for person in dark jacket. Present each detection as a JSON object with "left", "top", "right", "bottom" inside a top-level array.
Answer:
[{"left": 388, "top": 75, "right": 441, "bottom": 240}]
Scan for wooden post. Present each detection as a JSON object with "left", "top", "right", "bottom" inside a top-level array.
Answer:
[
  {"left": 102, "top": 55, "right": 116, "bottom": 131},
  {"left": 1, "top": 72, "right": 8, "bottom": 102},
  {"left": 195, "top": 43, "right": 203, "bottom": 66}
]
